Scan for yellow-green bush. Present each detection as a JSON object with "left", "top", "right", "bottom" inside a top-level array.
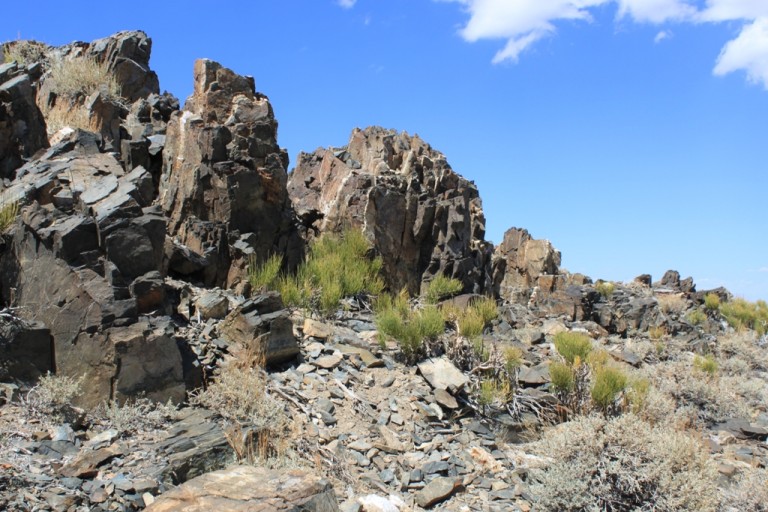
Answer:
[
  {"left": 504, "top": 346, "right": 523, "bottom": 374},
  {"left": 424, "top": 274, "right": 463, "bottom": 304},
  {"left": 553, "top": 331, "right": 593, "bottom": 365},
  {"left": 0, "top": 199, "right": 18, "bottom": 232},
  {"left": 686, "top": 308, "right": 706, "bottom": 326},
  {"left": 549, "top": 361, "right": 575, "bottom": 393},
  {"left": 720, "top": 298, "right": 768, "bottom": 335},
  {"left": 375, "top": 291, "right": 444, "bottom": 362},
  {"left": 704, "top": 292, "right": 720, "bottom": 311},
  {"left": 472, "top": 296, "right": 499, "bottom": 325},
  {"left": 595, "top": 281, "right": 615, "bottom": 299},
  {"left": 248, "top": 253, "right": 283, "bottom": 292},
  {"left": 276, "top": 230, "right": 384, "bottom": 315},
  {"left": 693, "top": 354, "right": 718, "bottom": 376},
  {"left": 591, "top": 365, "right": 628, "bottom": 413}
]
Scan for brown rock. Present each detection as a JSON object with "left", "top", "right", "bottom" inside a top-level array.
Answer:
[
  {"left": 289, "top": 127, "right": 492, "bottom": 295},
  {"left": 145, "top": 465, "right": 339, "bottom": 512},
  {"left": 415, "top": 477, "right": 463, "bottom": 508},
  {"left": 59, "top": 444, "right": 123, "bottom": 479},
  {"left": 492, "top": 227, "right": 561, "bottom": 303}
]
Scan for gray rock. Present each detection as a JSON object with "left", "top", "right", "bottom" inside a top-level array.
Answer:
[
  {"left": 418, "top": 357, "right": 469, "bottom": 393},
  {"left": 415, "top": 477, "right": 463, "bottom": 508}
]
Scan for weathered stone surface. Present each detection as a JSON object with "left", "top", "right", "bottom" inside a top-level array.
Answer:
[
  {"left": 0, "top": 65, "right": 49, "bottom": 179},
  {"left": 492, "top": 227, "right": 561, "bottom": 303},
  {"left": 219, "top": 293, "right": 299, "bottom": 366},
  {"left": 418, "top": 357, "right": 469, "bottom": 393},
  {"left": 0, "top": 317, "right": 52, "bottom": 382},
  {"left": 145, "top": 465, "right": 339, "bottom": 512},
  {"left": 289, "top": 126, "right": 492, "bottom": 295},
  {"left": 160, "top": 59, "right": 299, "bottom": 288},
  {"left": 415, "top": 477, "right": 463, "bottom": 508}
]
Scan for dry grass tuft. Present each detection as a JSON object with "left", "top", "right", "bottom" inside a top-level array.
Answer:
[{"left": 47, "top": 56, "right": 121, "bottom": 100}]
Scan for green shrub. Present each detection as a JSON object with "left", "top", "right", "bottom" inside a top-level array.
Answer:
[
  {"left": 504, "top": 346, "right": 523, "bottom": 374},
  {"left": 704, "top": 292, "right": 720, "bottom": 311},
  {"left": 48, "top": 56, "right": 121, "bottom": 100},
  {"left": 553, "top": 332, "right": 593, "bottom": 365},
  {"left": 279, "top": 230, "right": 384, "bottom": 314},
  {"left": 549, "top": 361, "right": 575, "bottom": 393},
  {"left": 0, "top": 199, "right": 18, "bottom": 232},
  {"left": 693, "top": 354, "right": 718, "bottom": 376},
  {"left": 424, "top": 274, "right": 463, "bottom": 304},
  {"left": 478, "top": 379, "right": 498, "bottom": 407},
  {"left": 472, "top": 296, "right": 499, "bottom": 324},
  {"left": 591, "top": 365, "right": 628, "bottom": 413},
  {"left": 686, "top": 308, "right": 706, "bottom": 326},
  {"left": 23, "top": 373, "right": 84, "bottom": 422},
  {"left": 248, "top": 254, "right": 283, "bottom": 292},
  {"left": 720, "top": 298, "right": 768, "bottom": 335},
  {"left": 595, "top": 281, "right": 615, "bottom": 299},
  {"left": 457, "top": 308, "right": 485, "bottom": 339},
  {"left": 375, "top": 291, "right": 445, "bottom": 362}
]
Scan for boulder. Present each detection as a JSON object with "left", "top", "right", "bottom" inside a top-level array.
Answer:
[
  {"left": 0, "top": 316, "right": 52, "bottom": 382},
  {"left": 0, "top": 64, "right": 49, "bottom": 179},
  {"left": 492, "top": 227, "right": 561, "bottom": 303},
  {"left": 160, "top": 59, "right": 299, "bottom": 288},
  {"left": 288, "top": 126, "right": 493, "bottom": 295},
  {"left": 218, "top": 293, "right": 299, "bottom": 366},
  {"left": 145, "top": 465, "right": 339, "bottom": 512}
]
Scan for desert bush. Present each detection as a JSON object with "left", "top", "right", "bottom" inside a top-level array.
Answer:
[
  {"left": 503, "top": 346, "right": 523, "bottom": 374},
  {"left": 92, "top": 397, "right": 178, "bottom": 435},
  {"left": 549, "top": 361, "right": 574, "bottom": 394},
  {"left": 595, "top": 281, "right": 615, "bottom": 299},
  {"left": 0, "top": 199, "right": 18, "bottom": 232},
  {"left": 279, "top": 230, "right": 384, "bottom": 314},
  {"left": 190, "top": 363, "right": 288, "bottom": 461},
  {"left": 23, "top": 373, "right": 83, "bottom": 422},
  {"left": 553, "top": 331, "right": 592, "bottom": 365},
  {"left": 648, "top": 325, "right": 666, "bottom": 340},
  {"left": 720, "top": 298, "right": 768, "bottom": 335},
  {"left": 693, "top": 353, "right": 718, "bottom": 376},
  {"left": 657, "top": 293, "right": 687, "bottom": 315},
  {"left": 590, "top": 365, "right": 628, "bottom": 413},
  {"left": 457, "top": 308, "right": 485, "bottom": 339},
  {"left": 717, "top": 331, "right": 768, "bottom": 372},
  {"left": 478, "top": 379, "right": 498, "bottom": 408},
  {"left": 2, "top": 40, "right": 46, "bottom": 66},
  {"left": 424, "top": 274, "right": 463, "bottom": 304},
  {"left": 686, "top": 308, "right": 706, "bottom": 326},
  {"left": 248, "top": 253, "right": 283, "bottom": 293},
  {"left": 375, "top": 291, "right": 444, "bottom": 362},
  {"left": 48, "top": 56, "right": 121, "bottom": 99},
  {"left": 528, "top": 414, "right": 719, "bottom": 511},
  {"left": 721, "top": 467, "right": 768, "bottom": 512},
  {"left": 472, "top": 296, "right": 499, "bottom": 324},
  {"left": 704, "top": 292, "right": 720, "bottom": 311}
]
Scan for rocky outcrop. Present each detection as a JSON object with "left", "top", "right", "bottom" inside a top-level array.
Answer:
[
  {"left": 0, "top": 315, "right": 52, "bottom": 382},
  {"left": 289, "top": 127, "right": 492, "bottom": 295},
  {"left": 492, "top": 227, "right": 562, "bottom": 303},
  {"left": 0, "top": 61, "right": 49, "bottom": 179},
  {"left": 160, "top": 59, "right": 299, "bottom": 288}
]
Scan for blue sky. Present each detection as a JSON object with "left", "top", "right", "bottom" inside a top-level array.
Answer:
[{"left": 4, "top": 1, "right": 767, "bottom": 300}]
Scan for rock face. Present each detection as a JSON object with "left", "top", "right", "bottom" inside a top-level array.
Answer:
[
  {"left": 0, "top": 316, "right": 52, "bottom": 382},
  {"left": 160, "top": 59, "right": 299, "bottom": 288},
  {"left": 0, "top": 61, "right": 49, "bottom": 179},
  {"left": 145, "top": 465, "right": 339, "bottom": 512},
  {"left": 493, "top": 227, "right": 561, "bottom": 303},
  {"left": 289, "top": 126, "right": 492, "bottom": 295},
  {"left": 0, "top": 129, "right": 185, "bottom": 407}
]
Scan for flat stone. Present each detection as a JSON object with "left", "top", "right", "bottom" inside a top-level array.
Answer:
[
  {"left": 415, "top": 477, "right": 463, "bottom": 508},
  {"left": 375, "top": 425, "right": 407, "bottom": 453},
  {"left": 304, "top": 319, "right": 333, "bottom": 339},
  {"left": 434, "top": 388, "right": 458, "bottom": 409},
  {"left": 144, "top": 465, "right": 339, "bottom": 511},
  {"left": 59, "top": 445, "right": 123, "bottom": 479},
  {"left": 314, "top": 354, "right": 343, "bottom": 370},
  {"left": 418, "top": 357, "right": 469, "bottom": 393},
  {"left": 348, "top": 439, "right": 373, "bottom": 452},
  {"left": 517, "top": 364, "right": 550, "bottom": 386},
  {"left": 332, "top": 343, "right": 384, "bottom": 368}
]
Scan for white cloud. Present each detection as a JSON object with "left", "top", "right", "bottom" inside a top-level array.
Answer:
[
  {"left": 616, "top": 0, "right": 697, "bottom": 24},
  {"left": 654, "top": 29, "right": 672, "bottom": 43},
  {"left": 337, "top": 0, "right": 356, "bottom": 9},
  {"left": 440, "top": 0, "right": 768, "bottom": 90},
  {"left": 758, "top": 266, "right": 768, "bottom": 273},
  {"left": 713, "top": 17, "right": 768, "bottom": 88}
]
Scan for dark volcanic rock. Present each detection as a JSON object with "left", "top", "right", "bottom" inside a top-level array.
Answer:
[
  {"left": 289, "top": 126, "right": 492, "bottom": 295},
  {"left": 0, "top": 317, "right": 52, "bottom": 382},
  {"left": 160, "top": 59, "right": 299, "bottom": 288},
  {"left": 0, "top": 63, "right": 49, "bottom": 179}
]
